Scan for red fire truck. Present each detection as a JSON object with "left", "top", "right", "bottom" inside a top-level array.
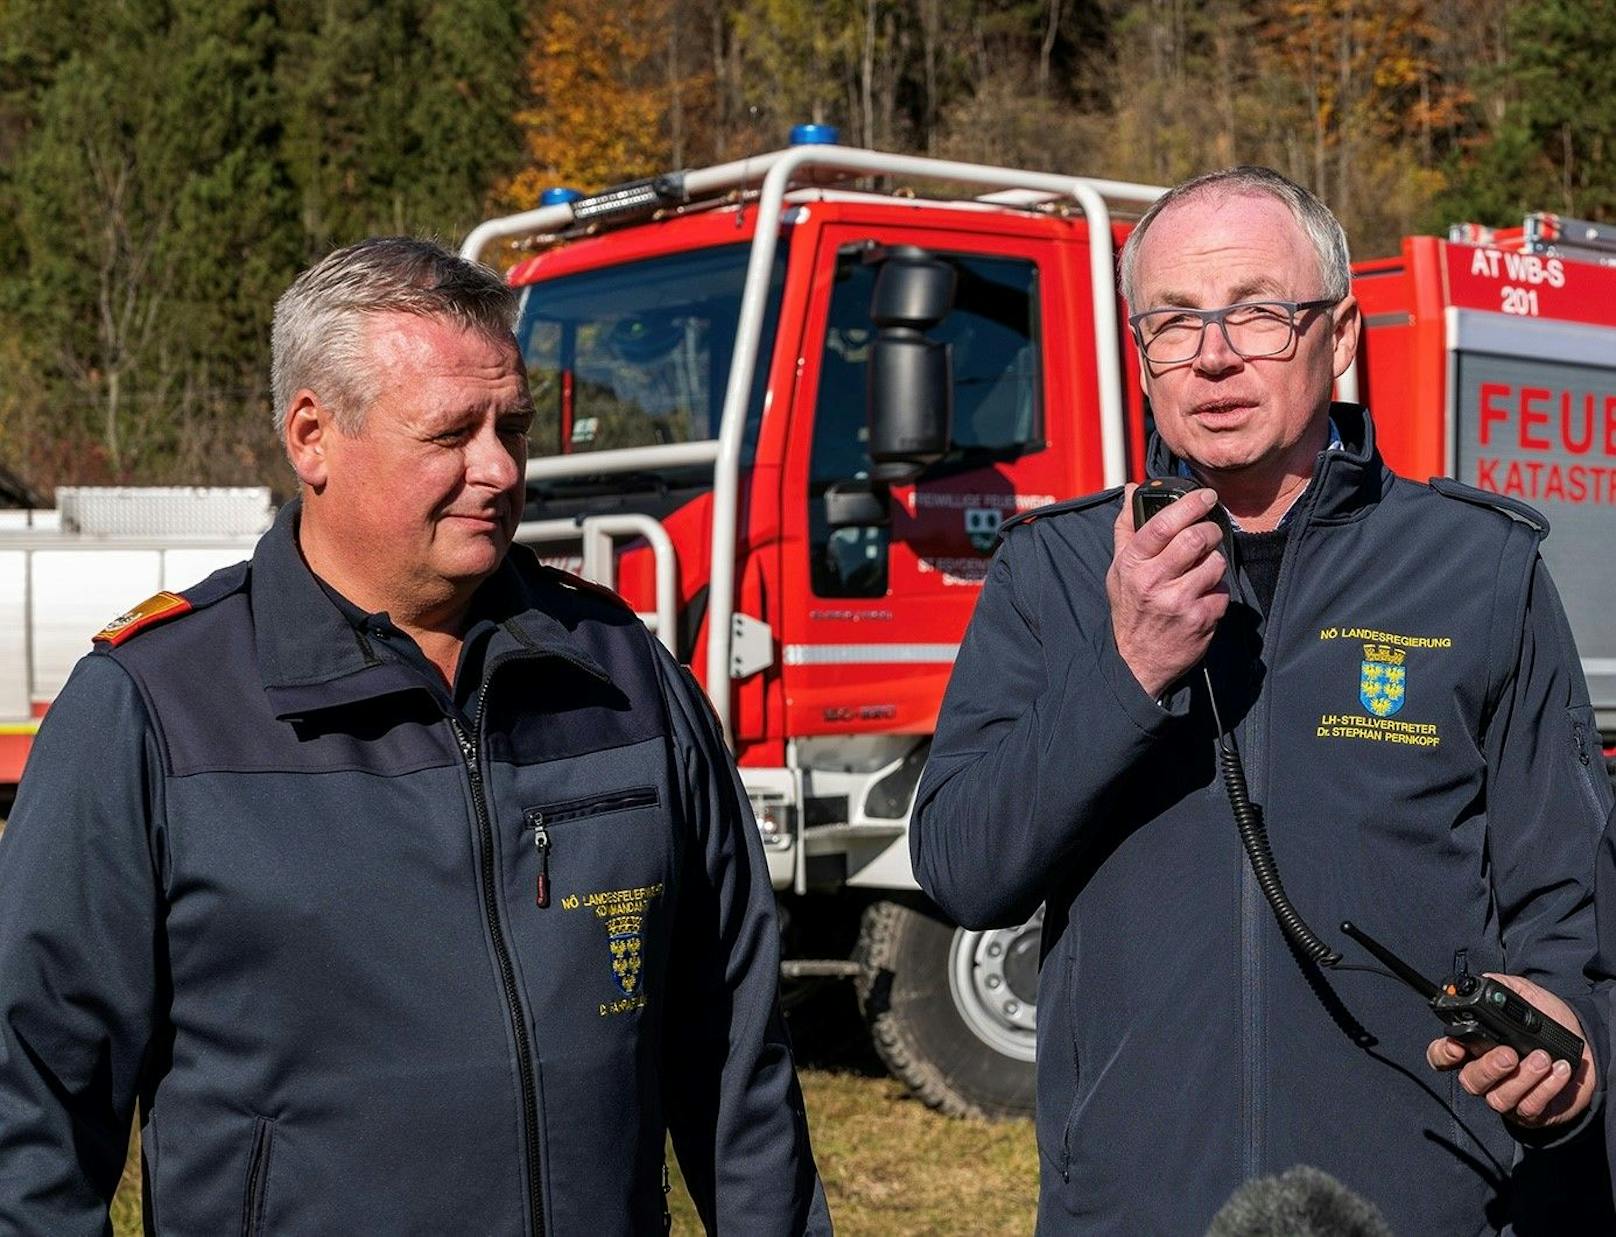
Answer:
[
  {"left": 457, "top": 133, "right": 1616, "bottom": 1119},
  {"left": 1352, "top": 216, "right": 1616, "bottom": 736}
]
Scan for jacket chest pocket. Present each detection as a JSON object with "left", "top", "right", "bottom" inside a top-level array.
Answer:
[
  {"left": 521, "top": 787, "right": 661, "bottom": 909},
  {"left": 510, "top": 784, "right": 674, "bottom": 1023}
]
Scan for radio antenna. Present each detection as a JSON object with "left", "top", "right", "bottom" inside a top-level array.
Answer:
[{"left": 1340, "top": 921, "right": 1441, "bottom": 1000}]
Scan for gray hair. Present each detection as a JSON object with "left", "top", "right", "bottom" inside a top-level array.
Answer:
[
  {"left": 1118, "top": 166, "right": 1351, "bottom": 309},
  {"left": 271, "top": 236, "right": 520, "bottom": 436}
]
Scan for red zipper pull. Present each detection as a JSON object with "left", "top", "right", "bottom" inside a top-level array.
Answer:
[{"left": 533, "top": 818, "right": 551, "bottom": 908}]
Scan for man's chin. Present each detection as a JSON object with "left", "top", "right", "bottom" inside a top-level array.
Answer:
[
  {"left": 1190, "top": 451, "right": 1259, "bottom": 476},
  {"left": 1175, "top": 438, "right": 1260, "bottom": 476},
  {"left": 439, "top": 537, "right": 510, "bottom": 585}
]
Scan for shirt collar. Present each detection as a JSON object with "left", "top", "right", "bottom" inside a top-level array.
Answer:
[{"left": 250, "top": 498, "right": 544, "bottom": 718}]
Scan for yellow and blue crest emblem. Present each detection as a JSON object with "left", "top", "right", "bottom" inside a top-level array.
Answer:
[
  {"left": 1359, "top": 644, "right": 1407, "bottom": 717},
  {"left": 607, "top": 911, "right": 644, "bottom": 996},
  {"left": 571, "top": 882, "right": 662, "bottom": 1013}
]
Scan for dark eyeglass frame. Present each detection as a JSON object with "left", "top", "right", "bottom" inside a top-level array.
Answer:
[{"left": 1128, "top": 297, "right": 1340, "bottom": 364}]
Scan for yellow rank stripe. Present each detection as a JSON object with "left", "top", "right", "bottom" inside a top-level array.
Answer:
[{"left": 93, "top": 590, "right": 191, "bottom": 644}]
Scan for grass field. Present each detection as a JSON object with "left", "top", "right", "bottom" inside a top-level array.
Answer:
[{"left": 108, "top": 987, "right": 1038, "bottom": 1234}]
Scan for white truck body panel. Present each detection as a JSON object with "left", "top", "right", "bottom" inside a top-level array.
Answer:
[{"left": 1, "top": 489, "right": 269, "bottom": 731}]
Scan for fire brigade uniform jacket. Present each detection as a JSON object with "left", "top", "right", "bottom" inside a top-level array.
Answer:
[
  {"left": 0, "top": 502, "right": 830, "bottom": 1235},
  {"left": 911, "top": 405, "right": 1613, "bottom": 1235}
]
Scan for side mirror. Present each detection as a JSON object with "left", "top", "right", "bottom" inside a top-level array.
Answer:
[
  {"left": 823, "top": 478, "right": 891, "bottom": 528},
  {"left": 867, "top": 247, "right": 955, "bottom": 482}
]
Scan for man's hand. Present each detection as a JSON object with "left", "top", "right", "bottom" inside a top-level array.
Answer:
[
  {"left": 1426, "top": 973, "right": 1596, "bottom": 1129},
  {"left": 1109, "top": 484, "right": 1230, "bottom": 699}
]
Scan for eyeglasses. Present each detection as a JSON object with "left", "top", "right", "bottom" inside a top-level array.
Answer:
[{"left": 1128, "top": 298, "right": 1339, "bottom": 364}]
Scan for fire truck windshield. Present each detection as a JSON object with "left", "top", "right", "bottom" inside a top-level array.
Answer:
[{"left": 515, "top": 243, "right": 787, "bottom": 460}]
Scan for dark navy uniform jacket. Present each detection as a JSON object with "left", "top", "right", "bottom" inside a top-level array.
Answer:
[
  {"left": 0, "top": 501, "right": 830, "bottom": 1235},
  {"left": 912, "top": 406, "right": 1613, "bottom": 1235}
]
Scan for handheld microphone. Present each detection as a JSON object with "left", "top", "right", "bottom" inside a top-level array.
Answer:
[{"left": 1206, "top": 1165, "right": 1393, "bottom": 1237}]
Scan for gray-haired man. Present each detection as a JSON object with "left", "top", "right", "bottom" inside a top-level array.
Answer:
[
  {"left": 0, "top": 237, "right": 829, "bottom": 1234},
  {"left": 911, "top": 168, "right": 1611, "bottom": 1233}
]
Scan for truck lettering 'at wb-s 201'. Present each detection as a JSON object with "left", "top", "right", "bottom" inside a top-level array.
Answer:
[{"left": 7, "top": 133, "right": 1616, "bottom": 1116}]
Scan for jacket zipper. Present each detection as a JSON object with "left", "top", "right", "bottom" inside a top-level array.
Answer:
[
  {"left": 1234, "top": 479, "right": 1325, "bottom": 1181},
  {"left": 241, "top": 1117, "right": 273, "bottom": 1237},
  {"left": 662, "top": 1159, "right": 673, "bottom": 1232},
  {"left": 1227, "top": 536, "right": 1265, "bottom": 1184},
  {"left": 443, "top": 641, "right": 607, "bottom": 1235},
  {"left": 1450, "top": 949, "right": 1471, "bottom": 1148},
  {"left": 452, "top": 694, "right": 546, "bottom": 1237},
  {"left": 1572, "top": 719, "right": 1608, "bottom": 820},
  {"left": 523, "top": 789, "right": 658, "bottom": 910},
  {"left": 530, "top": 788, "right": 660, "bottom": 824},
  {"left": 531, "top": 818, "right": 552, "bottom": 909}
]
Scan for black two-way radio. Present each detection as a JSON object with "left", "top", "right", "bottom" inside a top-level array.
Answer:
[
  {"left": 1131, "top": 477, "right": 1341, "bottom": 967},
  {"left": 1132, "top": 475, "right": 1230, "bottom": 532},
  {"left": 1341, "top": 922, "right": 1583, "bottom": 1065}
]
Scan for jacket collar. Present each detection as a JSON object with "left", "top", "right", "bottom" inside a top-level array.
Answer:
[
  {"left": 1145, "top": 402, "right": 1388, "bottom": 524},
  {"left": 251, "top": 499, "right": 608, "bottom": 719}
]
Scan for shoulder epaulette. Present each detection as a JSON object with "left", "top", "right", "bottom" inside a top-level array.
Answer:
[
  {"left": 94, "top": 592, "right": 193, "bottom": 646},
  {"left": 1427, "top": 477, "right": 1549, "bottom": 539},
  {"left": 998, "top": 486, "right": 1125, "bottom": 540},
  {"left": 542, "top": 565, "right": 634, "bottom": 612},
  {"left": 92, "top": 561, "right": 250, "bottom": 648}
]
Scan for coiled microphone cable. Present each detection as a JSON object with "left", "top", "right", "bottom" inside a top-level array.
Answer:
[
  {"left": 1133, "top": 477, "right": 1340, "bottom": 967},
  {"left": 1202, "top": 663, "right": 1340, "bottom": 967}
]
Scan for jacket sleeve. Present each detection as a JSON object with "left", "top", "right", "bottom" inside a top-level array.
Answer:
[
  {"left": 1486, "top": 556, "right": 1612, "bottom": 987},
  {"left": 910, "top": 523, "right": 1186, "bottom": 929},
  {"left": 1590, "top": 803, "right": 1616, "bottom": 1131},
  {"left": 1484, "top": 555, "right": 1613, "bottom": 1146},
  {"left": 0, "top": 653, "right": 164, "bottom": 1232},
  {"left": 652, "top": 644, "right": 830, "bottom": 1236}
]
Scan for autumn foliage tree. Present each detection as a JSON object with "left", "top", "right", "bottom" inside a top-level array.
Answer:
[
  {"left": 1435, "top": 0, "right": 1616, "bottom": 225},
  {"left": 1253, "top": 0, "right": 1458, "bottom": 253},
  {"left": 504, "top": 0, "right": 693, "bottom": 201},
  {"left": 2, "top": 0, "right": 1614, "bottom": 494}
]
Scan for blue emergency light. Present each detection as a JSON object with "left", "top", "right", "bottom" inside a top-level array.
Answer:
[
  {"left": 540, "top": 187, "right": 584, "bottom": 206},
  {"left": 789, "top": 124, "right": 840, "bottom": 146}
]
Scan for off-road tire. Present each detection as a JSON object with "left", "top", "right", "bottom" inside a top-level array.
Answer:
[{"left": 855, "top": 899, "right": 1037, "bottom": 1120}]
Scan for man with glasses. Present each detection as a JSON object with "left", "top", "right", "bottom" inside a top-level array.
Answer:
[{"left": 911, "top": 167, "right": 1611, "bottom": 1233}]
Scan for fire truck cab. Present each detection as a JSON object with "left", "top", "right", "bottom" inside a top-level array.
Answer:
[
  {"left": 467, "top": 137, "right": 1161, "bottom": 1117},
  {"left": 463, "top": 138, "right": 1616, "bottom": 1119}
]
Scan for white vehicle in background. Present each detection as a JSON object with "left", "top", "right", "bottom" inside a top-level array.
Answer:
[{"left": 0, "top": 487, "right": 270, "bottom": 797}]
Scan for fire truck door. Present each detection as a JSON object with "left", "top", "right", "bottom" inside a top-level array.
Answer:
[{"left": 784, "top": 236, "right": 1073, "bottom": 738}]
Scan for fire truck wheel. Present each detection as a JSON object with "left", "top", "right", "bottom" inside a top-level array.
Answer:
[{"left": 855, "top": 899, "right": 1039, "bottom": 1120}]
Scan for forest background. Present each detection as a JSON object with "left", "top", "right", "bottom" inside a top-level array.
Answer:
[{"left": 0, "top": 0, "right": 1611, "bottom": 496}]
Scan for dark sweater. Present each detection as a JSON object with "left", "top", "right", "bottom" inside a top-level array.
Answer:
[{"left": 1233, "top": 526, "right": 1290, "bottom": 614}]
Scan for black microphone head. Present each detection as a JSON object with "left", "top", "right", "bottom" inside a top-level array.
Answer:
[{"left": 1206, "top": 1165, "right": 1394, "bottom": 1237}]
